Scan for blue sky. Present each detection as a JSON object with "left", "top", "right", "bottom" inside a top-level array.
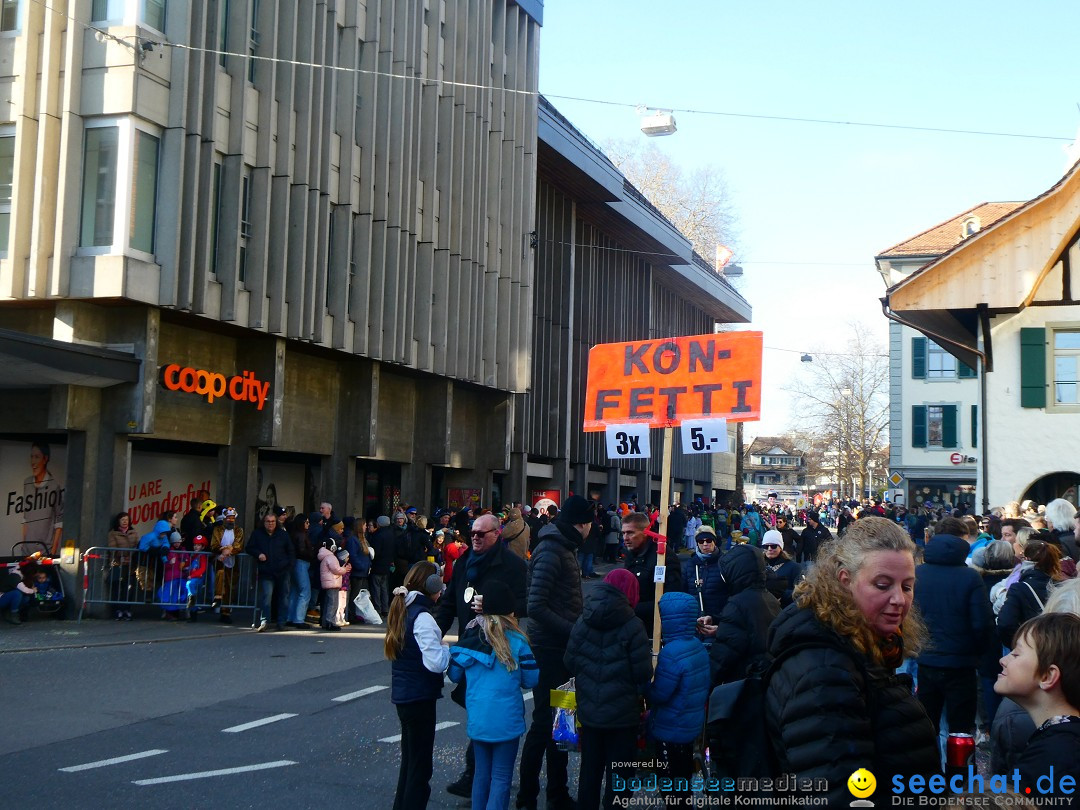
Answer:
[{"left": 537, "top": 0, "right": 1080, "bottom": 437}]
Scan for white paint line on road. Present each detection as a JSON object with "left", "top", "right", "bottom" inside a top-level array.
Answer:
[
  {"left": 378, "top": 721, "right": 458, "bottom": 743},
  {"left": 60, "top": 749, "right": 168, "bottom": 773},
  {"left": 332, "top": 685, "right": 389, "bottom": 702},
  {"left": 221, "top": 713, "right": 298, "bottom": 733},
  {"left": 133, "top": 760, "right": 297, "bottom": 786}
]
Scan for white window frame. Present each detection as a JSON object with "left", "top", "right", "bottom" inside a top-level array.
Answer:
[
  {"left": 926, "top": 341, "right": 958, "bottom": 379},
  {"left": 0, "top": 0, "right": 21, "bottom": 34},
  {"left": 77, "top": 118, "right": 162, "bottom": 261},
  {"left": 1047, "top": 323, "right": 1080, "bottom": 414}
]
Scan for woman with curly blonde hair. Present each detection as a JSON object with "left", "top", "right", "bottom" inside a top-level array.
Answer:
[{"left": 764, "top": 517, "right": 939, "bottom": 805}]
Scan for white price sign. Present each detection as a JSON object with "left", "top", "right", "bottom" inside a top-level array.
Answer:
[
  {"left": 653, "top": 565, "right": 666, "bottom": 583},
  {"left": 605, "top": 423, "right": 651, "bottom": 459},
  {"left": 680, "top": 418, "right": 728, "bottom": 455}
]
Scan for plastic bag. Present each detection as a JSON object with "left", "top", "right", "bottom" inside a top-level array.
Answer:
[
  {"left": 352, "top": 589, "right": 383, "bottom": 625},
  {"left": 550, "top": 678, "right": 578, "bottom": 750}
]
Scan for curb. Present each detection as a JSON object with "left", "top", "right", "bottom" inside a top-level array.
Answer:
[{"left": 0, "top": 628, "right": 252, "bottom": 655}]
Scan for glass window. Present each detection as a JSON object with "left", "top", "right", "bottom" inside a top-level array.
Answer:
[
  {"left": 210, "top": 161, "right": 221, "bottom": 278},
  {"left": 0, "top": 134, "right": 13, "bottom": 254},
  {"left": 80, "top": 127, "right": 119, "bottom": 247},
  {"left": 927, "top": 405, "right": 944, "bottom": 447},
  {"left": 0, "top": 0, "right": 18, "bottom": 32},
  {"left": 1053, "top": 329, "right": 1080, "bottom": 405},
  {"left": 144, "top": 0, "right": 166, "bottom": 31},
  {"left": 91, "top": 0, "right": 122, "bottom": 21},
  {"left": 926, "top": 342, "right": 957, "bottom": 379},
  {"left": 239, "top": 169, "right": 251, "bottom": 284},
  {"left": 129, "top": 130, "right": 159, "bottom": 253},
  {"left": 218, "top": 0, "right": 229, "bottom": 67},
  {"left": 247, "top": 0, "right": 259, "bottom": 82}
]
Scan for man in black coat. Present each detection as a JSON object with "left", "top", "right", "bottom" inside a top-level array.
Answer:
[
  {"left": 797, "top": 510, "right": 832, "bottom": 563},
  {"left": 367, "top": 515, "right": 395, "bottom": 616},
  {"left": 246, "top": 512, "right": 295, "bottom": 632},
  {"left": 621, "top": 511, "right": 684, "bottom": 637},
  {"left": 666, "top": 504, "right": 688, "bottom": 549},
  {"left": 517, "top": 495, "right": 591, "bottom": 810},
  {"left": 434, "top": 512, "right": 528, "bottom": 798}
]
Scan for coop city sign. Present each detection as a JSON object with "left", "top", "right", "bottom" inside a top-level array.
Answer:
[{"left": 159, "top": 364, "right": 271, "bottom": 410}]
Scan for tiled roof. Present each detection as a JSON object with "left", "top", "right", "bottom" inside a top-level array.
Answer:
[
  {"left": 876, "top": 201, "right": 1025, "bottom": 258},
  {"left": 745, "top": 436, "right": 796, "bottom": 455}
]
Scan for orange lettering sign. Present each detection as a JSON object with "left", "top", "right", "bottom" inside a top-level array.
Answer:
[
  {"left": 583, "top": 331, "right": 762, "bottom": 431},
  {"left": 159, "top": 364, "right": 271, "bottom": 410}
]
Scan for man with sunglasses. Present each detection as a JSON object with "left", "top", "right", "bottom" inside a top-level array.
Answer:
[{"left": 434, "top": 511, "right": 528, "bottom": 799}]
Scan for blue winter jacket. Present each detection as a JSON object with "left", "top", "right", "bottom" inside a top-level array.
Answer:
[
  {"left": 448, "top": 624, "right": 539, "bottom": 742},
  {"left": 646, "top": 591, "right": 711, "bottom": 744},
  {"left": 914, "top": 533, "right": 995, "bottom": 668},
  {"left": 138, "top": 520, "right": 173, "bottom": 559}
]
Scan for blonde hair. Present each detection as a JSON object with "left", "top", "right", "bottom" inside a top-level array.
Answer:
[
  {"left": 384, "top": 561, "right": 441, "bottom": 661},
  {"left": 478, "top": 614, "right": 529, "bottom": 671},
  {"left": 793, "top": 516, "right": 927, "bottom": 665}
]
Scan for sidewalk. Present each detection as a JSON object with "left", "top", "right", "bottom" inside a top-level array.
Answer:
[{"left": 0, "top": 609, "right": 390, "bottom": 655}]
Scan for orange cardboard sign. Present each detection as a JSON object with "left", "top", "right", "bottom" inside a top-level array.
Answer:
[{"left": 583, "top": 331, "right": 762, "bottom": 431}]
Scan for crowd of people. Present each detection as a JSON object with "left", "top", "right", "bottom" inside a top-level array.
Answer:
[{"left": 4, "top": 489, "right": 1079, "bottom": 809}]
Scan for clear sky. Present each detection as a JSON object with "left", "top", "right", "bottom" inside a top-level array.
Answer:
[{"left": 537, "top": 0, "right": 1080, "bottom": 438}]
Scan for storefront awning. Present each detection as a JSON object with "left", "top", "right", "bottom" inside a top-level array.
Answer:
[{"left": 0, "top": 328, "right": 140, "bottom": 388}]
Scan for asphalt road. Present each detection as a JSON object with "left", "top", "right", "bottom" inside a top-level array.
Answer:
[{"left": 1, "top": 626, "right": 522, "bottom": 809}]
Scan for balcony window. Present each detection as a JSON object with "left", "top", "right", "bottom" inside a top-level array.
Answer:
[
  {"left": 129, "top": 131, "right": 159, "bottom": 252},
  {"left": 80, "top": 127, "right": 119, "bottom": 247},
  {"left": 144, "top": 0, "right": 165, "bottom": 31},
  {"left": 92, "top": 0, "right": 165, "bottom": 28}
]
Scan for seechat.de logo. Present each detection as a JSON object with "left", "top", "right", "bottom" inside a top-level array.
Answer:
[{"left": 848, "top": 768, "right": 876, "bottom": 807}]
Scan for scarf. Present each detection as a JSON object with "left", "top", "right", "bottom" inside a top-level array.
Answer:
[
  {"left": 879, "top": 631, "right": 905, "bottom": 670},
  {"left": 466, "top": 546, "right": 494, "bottom": 584}
]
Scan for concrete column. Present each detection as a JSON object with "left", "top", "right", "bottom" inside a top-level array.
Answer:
[
  {"left": 683, "top": 478, "right": 695, "bottom": 506},
  {"left": 572, "top": 462, "right": 588, "bottom": 499},
  {"left": 636, "top": 471, "right": 651, "bottom": 505},
  {"left": 220, "top": 444, "right": 259, "bottom": 527},
  {"left": 400, "top": 462, "right": 431, "bottom": 511},
  {"left": 508, "top": 451, "right": 528, "bottom": 508},
  {"left": 605, "top": 467, "right": 619, "bottom": 507}
]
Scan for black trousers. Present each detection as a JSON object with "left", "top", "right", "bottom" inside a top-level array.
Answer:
[
  {"left": 917, "top": 664, "right": 977, "bottom": 735},
  {"left": 657, "top": 740, "right": 695, "bottom": 808},
  {"left": 518, "top": 644, "right": 572, "bottom": 804},
  {"left": 393, "top": 699, "right": 436, "bottom": 810},
  {"left": 577, "top": 725, "right": 637, "bottom": 810}
]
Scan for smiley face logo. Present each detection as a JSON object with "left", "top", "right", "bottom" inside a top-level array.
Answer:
[{"left": 847, "top": 768, "right": 876, "bottom": 799}]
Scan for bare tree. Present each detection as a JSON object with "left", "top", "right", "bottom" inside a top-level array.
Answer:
[
  {"left": 603, "top": 139, "right": 739, "bottom": 261},
  {"left": 787, "top": 323, "right": 890, "bottom": 499}
]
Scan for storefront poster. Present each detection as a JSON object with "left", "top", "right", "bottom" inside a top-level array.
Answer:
[
  {"left": 1, "top": 439, "right": 66, "bottom": 555},
  {"left": 252, "top": 462, "right": 306, "bottom": 524},
  {"left": 128, "top": 450, "right": 214, "bottom": 535},
  {"left": 447, "top": 488, "right": 482, "bottom": 511}
]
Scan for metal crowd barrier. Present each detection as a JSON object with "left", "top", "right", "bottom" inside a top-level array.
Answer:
[{"left": 78, "top": 546, "right": 259, "bottom": 624}]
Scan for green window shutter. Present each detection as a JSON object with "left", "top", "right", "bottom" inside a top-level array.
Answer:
[
  {"left": 1020, "top": 328, "right": 1047, "bottom": 408},
  {"left": 958, "top": 359, "right": 977, "bottom": 378},
  {"left": 971, "top": 405, "right": 978, "bottom": 449},
  {"left": 912, "top": 405, "right": 927, "bottom": 448},
  {"left": 912, "top": 337, "right": 927, "bottom": 379},
  {"left": 942, "top": 404, "right": 958, "bottom": 448}
]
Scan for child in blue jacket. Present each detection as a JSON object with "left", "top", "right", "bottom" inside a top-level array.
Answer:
[
  {"left": 448, "top": 580, "right": 538, "bottom": 810},
  {"left": 647, "top": 591, "right": 711, "bottom": 806}
]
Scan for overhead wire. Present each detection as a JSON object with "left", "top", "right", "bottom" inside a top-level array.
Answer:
[{"left": 25, "top": 0, "right": 1076, "bottom": 144}]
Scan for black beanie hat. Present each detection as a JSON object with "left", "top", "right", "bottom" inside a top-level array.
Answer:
[
  {"left": 558, "top": 495, "right": 594, "bottom": 526},
  {"left": 480, "top": 580, "right": 516, "bottom": 617}
]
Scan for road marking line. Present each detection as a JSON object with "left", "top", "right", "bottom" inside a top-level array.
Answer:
[
  {"left": 221, "top": 713, "right": 298, "bottom": 733},
  {"left": 133, "top": 760, "right": 297, "bottom": 785},
  {"left": 332, "top": 685, "right": 389, "bottom": 702},
  {"left": 378, "top": 721, "right": 458, "bottom": 743},
  {"left": 60, "top": 750, "right": 168, "bottom": 772}
]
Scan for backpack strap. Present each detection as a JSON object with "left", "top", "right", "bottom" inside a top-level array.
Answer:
[{"left": 1023, "top": 582, "right": 1045, "bottom": 611}]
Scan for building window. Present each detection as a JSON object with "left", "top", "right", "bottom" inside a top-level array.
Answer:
[
  {"left": 0, "top": 0, "right": 19, "bottom": 32},
  {"left": 1052, "top": 329, "right": 1080, "bottom": 405},
  {"left": 143, "top": 0, "right": 165, "bottom": 31},
  {"left": 247, "top": 0, "right": 259, "bottom": 82},
  {"left": 218, "top": 0, "right": 229, "bottom": 67},
  {"left": 911, "top": 404, "right": 958, "bottom": 448},
  {"left": 80, "top": 127, "right": 119, "bottom": 247},
  {"left": 91, "top": 0, "right": 115, "bottom": 20},
  {"left": 0, "top": 134, "right": 13, "bottom": 254},
  {"left": 238, "top": 169, "right": 251, "bottom": 284},
  {"left": 926, "top": 342, "right": 957, "bottom": 379},
  {"left": 129, "top": 130, "right": 159, "bottom": 253}
]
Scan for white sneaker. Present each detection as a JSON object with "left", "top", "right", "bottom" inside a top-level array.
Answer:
[{"left": 257, "top": 620, "right": 268, "bottom": 632}]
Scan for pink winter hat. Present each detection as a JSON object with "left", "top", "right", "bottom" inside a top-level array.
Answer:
[{"left": 604, "top": 569, "right": 640, "bottom": 609}]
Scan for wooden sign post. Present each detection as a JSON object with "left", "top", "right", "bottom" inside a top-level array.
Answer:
[{"left": 583, "top": 331, "right": 763, "bottom": 660}]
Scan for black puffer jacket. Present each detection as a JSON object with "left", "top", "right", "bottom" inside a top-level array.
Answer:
[
  {"left": 764, "top": 557, "right": 802, "bottom": 607},
  {"left": 709, "top": 545, "right": 781, "bottom": 685},
  {"left": 914, "top": 534, "right": 995, "bottom": 668},
  {"left": 765, "top": 605, "right": 939, "bottom": 807},
  {"left": 527, "top": 522, "right": 583, "bottom": 649},
  {"left": 564, "top": 582, "right": 652, "bottom": 729},
  {"left": 432, "top": 541, "right": 528, "bottom": 634},
  {"left": 997, "top": 567, "right": 1053, "bottom": 647},
  {"left": 624, "top": 539, "right": 684, "bottom": 635}
]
